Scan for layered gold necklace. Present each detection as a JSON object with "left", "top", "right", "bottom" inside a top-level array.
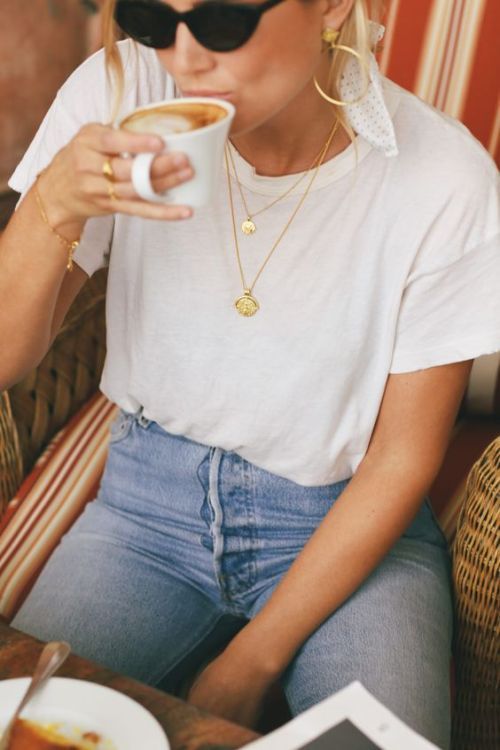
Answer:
[
  {"left": 225, "top": 117, "right": 340, "bottom": 317},
  {"left": 226, "top": 135, "right": 333, "bottom": 235}
]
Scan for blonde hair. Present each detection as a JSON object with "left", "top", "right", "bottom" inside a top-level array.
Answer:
[
  {"left": 102, "top": 0, "right": 123, "bottom": 121},
  {"left": 102, "top": 0, "right": 384, "bottom": 128},
  {"left": 326, "top": 0, "right": 384, "bottom": 138}
]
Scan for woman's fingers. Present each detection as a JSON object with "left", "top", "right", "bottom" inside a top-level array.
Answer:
[
  {"left": 116, "top": 166, "right": 195, "bottom": 200},
  {"left": 93, "top": 152, "right": 193, "bottom": 196},
  {"left": 106, "top": 198, "right": 193, "bottom": 221},
  {"left": 78, "top": 123, "right": 164, "bottom": 156},
  {"left": 43, "top": 123, "right": 195, "bottom": 224},
  {"left": 82, "top": 162, "right": 193, "bottom": 200},
  {"left": 74, "top": 173, "right": 193, "bottom": 219},
  {"left": 78, "top": 124, "right": 195, "bottom": 191}
]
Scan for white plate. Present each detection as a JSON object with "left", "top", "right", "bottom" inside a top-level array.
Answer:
[{"left": 0, "top": 677, "right": 170, "bottom": 749}]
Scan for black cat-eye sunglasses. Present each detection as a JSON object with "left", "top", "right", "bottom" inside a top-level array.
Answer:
[{"left": 114, "top": 0, "right": 287, "bottom": 53}]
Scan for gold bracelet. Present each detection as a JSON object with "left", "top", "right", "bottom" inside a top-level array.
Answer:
[{"left": 33, "top": 172, "right": 80, "bottom": 272}]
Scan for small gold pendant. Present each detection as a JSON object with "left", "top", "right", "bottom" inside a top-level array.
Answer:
[
  {"left": 241, "top": 218, "right": 256, "bottom": 235},
  {"left": 235, "top": 290, "right": 260, "bottom": 317}
]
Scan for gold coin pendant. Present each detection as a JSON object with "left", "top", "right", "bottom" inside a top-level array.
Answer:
[
  {"left": 235, "top": 291, "right": 260, "bottom": 317},
  {"left": 241, "top": 218, "right": 256, "bottom": 235}
]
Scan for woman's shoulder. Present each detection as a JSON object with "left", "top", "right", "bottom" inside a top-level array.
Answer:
[
  {"left": 368, "top": 79, "right": 498, "bottom": 270},
  {"left": 384, "top": 78, "right": 497, "bottom": 185},
  {"left": 378, "top": 77, "right": 498, "bottom": 250},
  {"left": 57, "top": 39, "right": 175, "bottom": 123}
]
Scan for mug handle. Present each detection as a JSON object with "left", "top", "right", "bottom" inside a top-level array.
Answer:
[{"left": 131, "top": 152, "right": 166, "bottom": 203}]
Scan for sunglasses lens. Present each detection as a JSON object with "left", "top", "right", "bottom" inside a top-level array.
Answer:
[
  {"left": 115, "top": 1, "right": 261, "bottom": 52},
  {"left": 191, "top": 5, "right": 258, "bottom": 51},
  {"left": 115, "top": 1, "right": 176, "bottom": 49}
]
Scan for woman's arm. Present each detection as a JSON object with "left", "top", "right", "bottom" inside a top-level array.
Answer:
[
  {"left": 0, "top": 124, "right": 193, "bottom": 391},
  {"left": 0, "top": 187, "right": 88, "bottom": 390},
  {"left": 188, "top": 359, "right": 472, "bottom": 724}
]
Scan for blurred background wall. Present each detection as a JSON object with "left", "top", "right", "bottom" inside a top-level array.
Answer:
[
  {"left": 0, "top": 0, "right": 101, "bottom": 225},
  {"left": 0, "top": 0, "right": 498, "bottom": 227},
  {"left": 379, "top": 0, "right": 499, "bottom": 164}
]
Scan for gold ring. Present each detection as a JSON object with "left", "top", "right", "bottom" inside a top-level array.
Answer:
[
  {"left": 107, "top": 182, "right": 118, "bottom": 201},
  {"left": 102, "top": 158, "right": 115, "bottom": 182}
]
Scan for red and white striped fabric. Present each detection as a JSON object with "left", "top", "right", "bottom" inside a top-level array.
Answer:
[
  {"left": 0, "top": 393, "right": 118, "bottom": 621},
  {"left": 380, "top": 0, "right": 499, "bottom": 164},
  {"left": 1, "top": 0, "right": 498, "bottom": 621}
]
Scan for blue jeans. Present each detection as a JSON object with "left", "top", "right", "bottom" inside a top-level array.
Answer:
[{"left": 13, "top": 409, "right": 453, "bottom": 748}]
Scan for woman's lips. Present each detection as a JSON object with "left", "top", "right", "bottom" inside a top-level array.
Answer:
[{"left": 180, "top": 90, "right": 233, "bottom": 100}]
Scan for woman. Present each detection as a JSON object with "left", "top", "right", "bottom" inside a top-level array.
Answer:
[{"left": 1, "top": 0, "right": 499, "bottom": 746}]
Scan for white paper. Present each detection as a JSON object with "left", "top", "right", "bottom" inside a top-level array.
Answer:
[{"left": 245, "top": 682, "right": 441, "bottom": 750}]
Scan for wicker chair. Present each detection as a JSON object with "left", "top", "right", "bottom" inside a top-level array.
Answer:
[
  {"left": 0, "top": 269, "right": 106, "bottom": 514},
  {"left": 451, "top": 437, "right": 499, "bottom": 750},
  {"left": 0, "top": 274, "right": 498, "bottom": 747}
]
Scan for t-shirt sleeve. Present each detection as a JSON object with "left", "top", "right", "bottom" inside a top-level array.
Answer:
[
  {"left": 8, "top": 56, "right": 114, "bottom": 277},
  {"left": 390, "top": 152, "right": 500, "bottom": 373}
]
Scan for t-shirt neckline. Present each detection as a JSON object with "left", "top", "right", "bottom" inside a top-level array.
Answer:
[{"left": 226, "top": 79, "right": 401, "bottom": 197}]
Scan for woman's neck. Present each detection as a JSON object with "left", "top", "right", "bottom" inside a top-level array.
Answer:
[{"left": 229, "top": 81, "right": 352, "bottom": 177}]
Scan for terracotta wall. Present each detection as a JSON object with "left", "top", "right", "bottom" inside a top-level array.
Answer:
[
  {"left": 380, "top": 0, "right": 500, "bottom": 164},
  {"left": 0, "top": 0, "right": 90, "bottom": 192}
]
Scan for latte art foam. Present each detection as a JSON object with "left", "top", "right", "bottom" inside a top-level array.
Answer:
[{"left": 121, "top": 102, "right": 228, "bottom": 136}]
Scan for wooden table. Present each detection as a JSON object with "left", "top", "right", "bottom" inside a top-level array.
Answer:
[{"left": 0, "top": 621, "right": 259, "bottom": 750}]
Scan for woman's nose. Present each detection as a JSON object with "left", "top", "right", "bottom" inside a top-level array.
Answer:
[{"left": 170, "top": 22, "right": 216, "bottom": 75}]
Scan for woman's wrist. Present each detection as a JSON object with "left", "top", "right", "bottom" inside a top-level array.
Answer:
[
  {"left": 224, "top": 620, "right": 296, "bottom": 682},
  {"left": 32, "top": 171, "right": 85, "bottom": 272},
  {"left": 35, "top": 168, "right": 86, "bottom": 239}
]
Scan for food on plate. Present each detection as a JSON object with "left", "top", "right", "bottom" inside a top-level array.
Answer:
[{"left": 7, "top": 719, "right": 103, "bottom": 749}]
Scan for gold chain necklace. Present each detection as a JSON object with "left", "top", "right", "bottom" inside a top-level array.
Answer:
[
  {"left": 225, "top": 117, "right": 340, "bottom": 317},
  {"left": 226, "top": 137, "right": 332, "bottom": 235}
]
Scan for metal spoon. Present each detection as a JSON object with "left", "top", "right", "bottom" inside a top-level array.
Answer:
[{"left": 0, "top": 640, "right": 71, "bottom": 750}]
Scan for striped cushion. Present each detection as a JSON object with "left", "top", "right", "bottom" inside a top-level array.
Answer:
[
  {"left": 0, "top": 393, "right": 118, "bottom": 621},
  {"left": 380, "top": 0, "right": 499, "bottom": 164}
]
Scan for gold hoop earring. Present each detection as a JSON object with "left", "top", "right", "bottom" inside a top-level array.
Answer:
[{"left": 314, "top": 27, "right": 370, "bottom": 107}]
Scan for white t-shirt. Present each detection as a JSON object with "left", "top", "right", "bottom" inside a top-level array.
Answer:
[{"left": 10, "top": 42, "right": 500, "bottom": 486}]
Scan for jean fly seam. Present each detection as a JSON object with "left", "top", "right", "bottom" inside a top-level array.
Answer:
[
  {"left": 208, "top": 447, "right": 227, "bottom": 596},
  {"left": 236, "top": 457, "right": 258, "bottom": 592}
]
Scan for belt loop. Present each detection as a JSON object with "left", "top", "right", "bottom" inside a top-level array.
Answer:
[{"left": 136, "top": 405, "right": 151, "bottom": 429}]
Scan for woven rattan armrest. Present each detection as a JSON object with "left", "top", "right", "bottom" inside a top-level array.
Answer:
[
  {"left": 451, "top": 436, "right": 500, "bottom": 750},
  {"left": 0, "top": 268, "right": 107, "bottom": 513}
]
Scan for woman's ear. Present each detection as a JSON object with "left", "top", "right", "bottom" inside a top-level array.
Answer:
[{"left": 322, "top": 0, "right": 356, "bottom": 30}]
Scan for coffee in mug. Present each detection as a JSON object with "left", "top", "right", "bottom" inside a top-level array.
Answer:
[
  {"left": 119, "top": 98, "right": 235, "bottom": 207},
  {"left": 121, "top": 101, "right": 228, "bottom": 136}
]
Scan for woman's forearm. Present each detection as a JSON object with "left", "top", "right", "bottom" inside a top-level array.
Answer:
[
  {"left": 0, "top": 181, "right": 86, "bottom": 390},
  {"left": 224, "top": 363, "right": 469, "bottom": 680},
  {"left": 0, "top": 120, "right": 183, "bottom": 392},
  {"left": 225, "top": 452, "right": 433, "bottom": 677}
]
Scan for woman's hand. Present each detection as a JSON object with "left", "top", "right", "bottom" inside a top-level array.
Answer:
[
  {"left": 37, "top": 123, "right": 194, "bottom": 234},
  {"left": 187, "top": 647, "right": 278, "bottom": 730}
]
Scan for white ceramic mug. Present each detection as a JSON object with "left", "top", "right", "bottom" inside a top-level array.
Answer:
[{"left": 120, "top": 97, "right": 235, "bottom": 207}]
